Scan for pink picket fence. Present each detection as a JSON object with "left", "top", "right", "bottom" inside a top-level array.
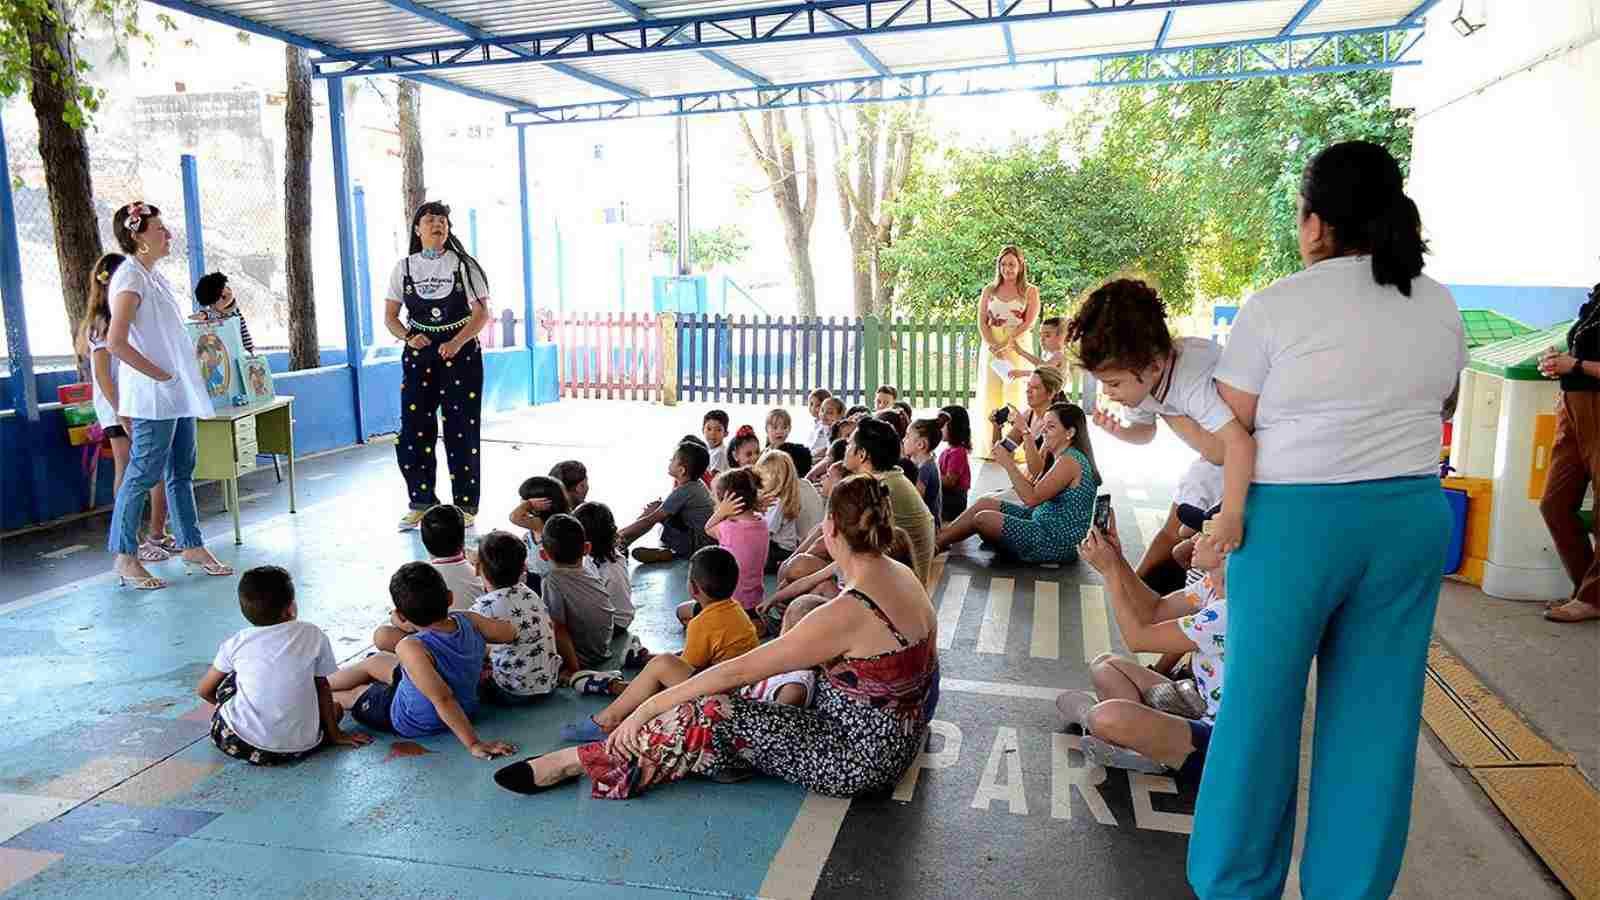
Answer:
[{"left": 541, "top": 312, "right": 662, "bottom": 401}]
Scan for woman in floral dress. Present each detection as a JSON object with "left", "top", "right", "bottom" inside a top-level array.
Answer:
[{"left": 495, "top": 475, "right": 940, "bottom": 799}]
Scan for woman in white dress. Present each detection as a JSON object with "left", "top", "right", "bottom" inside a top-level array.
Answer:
[
  {"left": 104, "top": 201, "right": 234, "bottom": 589},
  {"left": 973, "top": 246, "right": 1040, "bottom": 459}
]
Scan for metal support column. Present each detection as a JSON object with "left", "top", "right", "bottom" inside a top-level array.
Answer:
[
  {"left": 517, "top": 126, "right": 536, "bottom": 404},
  {"left": 327, "top": 80, "right": 367, "bottom": 441},
  {"left": 675, "top": 117, "right": 691, "bottom": 276},
  {"left": 180, "top": 154, "right": 206, "bottom": 298},
  {"left": 0, "top": 114, "right": 45, "bottom": 523},
  {"left": 468, "top": 208, "right": 479, "bottom": 256},
  {"left": 353, "top": 184, "right": 374, "bottom": 347}
]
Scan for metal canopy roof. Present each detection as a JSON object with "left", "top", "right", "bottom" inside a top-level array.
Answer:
[{"left": 149, "top": 0, "right": 1441, "bottom": 125}]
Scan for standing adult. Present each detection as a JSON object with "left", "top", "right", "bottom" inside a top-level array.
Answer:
[
  {"left": 1535, "top": 282, "right": 1600, "bottom": 623},
  {"left": 384, "top": 202, "right": 493, "bottom": 530},
  {"left": 104, "top": 202, "right": 233, "bottom": 589},
  {"left": 1188, "top": 142, "right": 1466, "bottom": 899},
  {"left": 493, "top": 474, "right": 939, "bottom": 800},
  {"left": 973, "top": 246, "right": 1041, "bottom": 459}
]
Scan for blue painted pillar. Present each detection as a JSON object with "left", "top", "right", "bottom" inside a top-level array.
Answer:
[
  {"left": 353, "top": 184, "right": 373, "bottom": 348},
  {"left": 517, "top": 126, "right": 535, "bottom": 402},
  {"left": 180, "top": 154, "right": 205, "bottom": 300},
  {"left": 0, "top": 115, "right": 43, "bottom": 523},
  {"left": 327, "top": 80, "right": 366, "bottom": 441},
  {"left": 468, "top": 208, "right": 479, "bottom": 257}
]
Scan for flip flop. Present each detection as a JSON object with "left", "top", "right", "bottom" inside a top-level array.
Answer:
[
  {"left": 117, "top": 573, "right": 167, "bottom": 591},
  {"left": 184, "top": 559, "right": 235, "bottom": 577},
  {"left": 559, "top": 717, "right": 607, "bottom": 742},
  {"left": 1544, "top": 600, "right": 1600, "bottom": 623},
  {"left": 570, "top": 670, "right": 622, "bottom": 696},
  {"left": 137, "top": 542, "right": 171, "bottom": 563},
  {"left": 1079, "top": 735, "right": 1168, "bottom": 774},
  {"left": 1055, "top": 690, "right": 1096, "bottom": 733}
]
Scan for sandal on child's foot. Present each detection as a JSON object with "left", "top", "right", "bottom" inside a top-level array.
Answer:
[
  {"left": 631, "top": 547, "right": 674, "bottom": 564},
  {"left": 560, "top": 717, "right": 607, "bottom": 742},
  {"left": 570, "top": 670, "right": 623, "bottom": 696},
  {"left": 1079, "top": 735, "right": 1168, "bottom": 774},
  {"left": 495, "top": 758, "right": 558, "bottom": 795},
  {"left": 622, "top": 636, "right": 652, "bottom": 669}
]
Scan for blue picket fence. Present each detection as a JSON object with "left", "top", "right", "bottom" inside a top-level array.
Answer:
[{"left": 677, "top": 314, "right": 868, "bottom": 406}]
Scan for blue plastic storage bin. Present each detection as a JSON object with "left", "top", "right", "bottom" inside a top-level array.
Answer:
[{"left": 1442, "top": 487, "right": 1468, "bottom": 575}]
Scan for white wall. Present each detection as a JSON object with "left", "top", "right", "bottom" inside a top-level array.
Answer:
[{"left": 1392, "top": 0, "right": 1599, "bottom": 290}]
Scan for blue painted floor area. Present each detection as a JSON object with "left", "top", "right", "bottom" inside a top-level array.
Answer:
[{"left": 0, "top": 400, "right": 1569, "bottom": 898}]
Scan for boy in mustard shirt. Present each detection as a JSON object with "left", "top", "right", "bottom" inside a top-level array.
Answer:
[{"left": 560, "top": 546, "right": 757, "bottom": 741}]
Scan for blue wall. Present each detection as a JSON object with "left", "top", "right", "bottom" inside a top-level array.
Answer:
[
  {"left": 1449, "top": 284, "right": 1592, "bottom": 329},
  {"left": 1, "top": 346, "right": 558, "bottom": 532}
]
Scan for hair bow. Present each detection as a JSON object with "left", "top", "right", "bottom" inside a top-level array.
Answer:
[
  {"left": 123, "top": 202, "right": 152, "bottom": 233},
  {"left": 735, "top": 425, "right": 757, "bottom": 439}
]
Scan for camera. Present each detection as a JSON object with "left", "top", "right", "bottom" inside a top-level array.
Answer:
[{"left": 990, "top": 407, "right": 1010, "bottom": 426}]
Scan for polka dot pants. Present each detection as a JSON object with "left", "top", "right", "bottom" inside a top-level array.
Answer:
[{"left": 397, "top": 336, "right": 482, "bottom": 513}]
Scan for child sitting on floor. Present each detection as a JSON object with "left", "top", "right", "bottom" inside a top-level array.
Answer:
[
  {"left": 329, "top": 562, "right": 518, "bottom": 759},
  {"left": 572, "top": 500, "right": 634, "bottom": 633},
  {"left": 540, "top": 514, "right": 619, "bottom": 675},
  {"left": 757, "top": 526, "right": 914, "bottom": 636},
  {"left": 812, "top": 396, "right": 845, "bottom": 458},
  {"left": 561, "top": 546, "right": 760, "bottom": 741},
  {"left": 510, "top": 474, "right": 572, "bottom": 592},
  {"left": 765, "top": 408, "right": 792, "bottom": 450},
  {"left": 420, "top": 504, "right": 485, "bottom": 611},
  {"left": 703, "top": 409, "right": 730, "bottom": 476},
  {"left": 549, "top": 460, "right": 590, "bottom": 507},
  {"left": 1058, "top": 511, "right": 1227, "bottom": 780},
  {"left": 938, "top": 406, "right": 973, "bottom": 522},
  {"left": 470, "top": 531, "right": 560, "bottom": 703},
  {"left": 703, "top": 467, "right": 770, "bottom": 618},
  {"left": 756, "top": 449, "right": 825, "bottom": 575},
  {"left": 806, "top": 389, "right": 831, "bottom": 449},
  {"left": 905, "top": 418, "right": 943, "bottom": 525},
  {"left": 198, "top": 566, "right": 371, "bottom": 765},
  {"left": 875, "top": 384, "right": 898, "bottom": 412},
  {"left": 741, "top": 597, "right": 822, "bottom": 709},
  {"left": 619, "top": 440, "right": 715, "bottom": 564},
  {"left": 726, "top": 426, "right": 762, "bottom": 469}
]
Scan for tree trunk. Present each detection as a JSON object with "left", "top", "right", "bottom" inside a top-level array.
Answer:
[
  {"left": 738, "top": 109, "right": 818, "bottom": 317},
  {"left": 26, "top": 0, "right": 101, "bottom": 351},
  {"left": 398, "top": 80, "right": 425, "bottom": 218},
  {"left": 849, "top": 103, "right": 878, "bottom": 318},
  {"left": 284, "top": 46, "right": 318, "bottom": 370},
  {"left": 872, "top": 101, "right": 923, "bottom": 318}
]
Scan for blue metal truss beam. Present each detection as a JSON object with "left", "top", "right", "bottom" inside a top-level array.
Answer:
[
  {"left": 506, "top": 23, "right": 1421, "bottom": 127},
  {"left": 1155, "top": 11, "right": 1174, "bottom": 48},
  {"left": 1279, "top": 0, "right": 1324, "bottom": 35},
  {"left": 145, "top": 0, "right": 527, "bottom": 108},
  {"left": 603, "top": 0, "right": 773, "bottom": 85},
  {"left": 311, "top": 0, "right": 1290, "bottom": 78},
  {"left": 378, "top": 0, "right": 647, "bottom": 99},
  {"left": 1002, "top": 23, "right": 1017, "bottom": 64}
]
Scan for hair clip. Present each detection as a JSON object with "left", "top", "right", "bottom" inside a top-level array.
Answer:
[
  {"left": 735, "top": 425, "right": 756, "bottom": 439},
  {"left": 95, "top": 269, "right": 110, "bottom": 285}
]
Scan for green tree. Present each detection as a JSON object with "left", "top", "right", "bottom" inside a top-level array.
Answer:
[
  {"left": 1071, "top": 66, "right": 1412, "bottom": 301},
  {"left": 658, "top": 222, "right": 752, "bottom": 272},
  {"left": 884, "top": 134, "right": 1192, "bottom": 321}
]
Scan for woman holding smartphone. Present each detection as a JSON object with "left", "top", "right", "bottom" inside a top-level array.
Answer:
[
  {"left": 1535, "top": 281, "right": 1600, "bottom": 623},
  {"left": 934, "top": 402, "right": 1099, "bottom": 563}
]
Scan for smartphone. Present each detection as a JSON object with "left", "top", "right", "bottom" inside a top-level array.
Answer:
[
  {"left": 999, "top": 437, "right": 1019, "bottom": 453},
  {"left": 1093, "top": 493, "right": 1113, "bottom": 533}
]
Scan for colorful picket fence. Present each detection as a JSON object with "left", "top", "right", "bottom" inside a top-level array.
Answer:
[{"left": 546, "top": 312, "right": 989, "bottom": 408}]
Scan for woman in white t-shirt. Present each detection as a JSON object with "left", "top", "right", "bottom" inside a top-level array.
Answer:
[
  {"left": 384, "top": 202, "right": 493, "bottom": 531},
  {"left": 1188, "top": 142, "right": 1466, "bottom": 900},
  {"left": 104, "top": 202, "right": 234, "bottom": 589}
]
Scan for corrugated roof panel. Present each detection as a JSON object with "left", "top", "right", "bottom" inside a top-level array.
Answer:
[
  {"left": 436, "top": 65, "right": 621, "bottom": 107},
  {"left": 1164, "top": 1, "right": 1307, "bottom": 44},
  {"left": 854, "top": 27, "right": 1009, "bottom": 72},
  {"left": 1303, "top": 0, "right": 1421, "bottom": 30},
  {"left": 425, "top": 0, "right": 635, "bottom": 35},
  {"left": 709, "top": 37, "right": 882, "bottom": 84},
  {"left": 209, "top": 0, "right": 463, "bottom": 51},
  {"left": 1008, "top": 9, "right": 1170, "bottom": 60},
  {"left": 561, "top": 49, "right": 757, "bottom": 96}
]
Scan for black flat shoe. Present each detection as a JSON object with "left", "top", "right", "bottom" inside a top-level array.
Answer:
[{"left": 495, "top": 757, "right": 555, "bottom": 795}]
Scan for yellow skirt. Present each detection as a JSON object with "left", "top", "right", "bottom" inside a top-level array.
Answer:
[{"left": 973, "top": 329, "right": 1034, "bottom": 461}]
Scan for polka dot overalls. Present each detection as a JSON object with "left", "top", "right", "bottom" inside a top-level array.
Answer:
[{"left": 396, "top": 257, "right": 483, "bottom": 514}]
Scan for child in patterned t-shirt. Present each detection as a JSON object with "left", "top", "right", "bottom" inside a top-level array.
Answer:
[{"left": 470, "top": 531, "right": 560, "bottom": 704}]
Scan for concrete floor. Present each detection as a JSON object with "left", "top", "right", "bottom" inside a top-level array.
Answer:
[{"left": 0, "top": 399, "right": 1588, "bottom": 898}]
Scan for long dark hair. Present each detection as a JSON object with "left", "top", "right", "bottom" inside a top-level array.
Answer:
[
  {"left": 409, "top": 201, "right": 489, "bottom": 297},
  {"left": 939, "top": 405, "right": 972, "bottom": 450},
  {"left": 1299, "top": 141, "right": 1427, "bottom": 297},
  {"left": 1048, "top": 402, "right": 1100, "bottom": 486},
  {"left": 572, "top": 501, "right": 620, "bottom": 566},
  {"left": 76, "top": 253, "right": 127, "bottom": 360}
]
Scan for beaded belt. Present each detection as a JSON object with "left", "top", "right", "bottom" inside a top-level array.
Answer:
[{"left": 410, "top": 317, "right": 470, "bottom": 334}]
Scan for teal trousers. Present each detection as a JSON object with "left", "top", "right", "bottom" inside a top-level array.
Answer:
[{"left": 1188, "top": 477, "right": 1450, "bottom": 900}]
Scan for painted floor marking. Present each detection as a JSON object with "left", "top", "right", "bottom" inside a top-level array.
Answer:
[
  {"left": 39, "top": 545, "right": 88, "bottom": 560},
  {"left": 305, "top": 473, "right": 336, "bottom": 481},
  {"left": 942, "top": 678, "right": 1063, "bottom": 702},
  {"left": 975, "top": 577, "right": 1014, "bottom": 654},
  {"left": 935, "top": 574, "right": 969, "bottom": 651},
  {"left": 757, "top": 792, "right": 852, "bottom": 900},
  {"left": 1080, "top": 584, "right": 1110, "bottom": 664},
  {"left": 1031, "top": 581, "right": 1060, "bottom": 660}
]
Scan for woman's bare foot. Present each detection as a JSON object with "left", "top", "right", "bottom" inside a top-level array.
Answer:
[
  {"left": 180, "top": 547, "right": 233, "bottom": 576},
  {"left": 113, "top": 555, "right": 158, "bottom": 580},
  {"left": 532, "top": 747, "right": 584, "bottom": 787}
]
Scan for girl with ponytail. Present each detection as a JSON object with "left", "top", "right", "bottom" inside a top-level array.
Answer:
[{"left": 1190, "top": 141, "right": 1467, "bottom": 898}]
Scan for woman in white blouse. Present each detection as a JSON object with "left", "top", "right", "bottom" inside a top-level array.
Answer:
[
  {"left": 105, "top": 202, "right": 233, "bottom": 589},
  {"left": 1188, "top": 143, "right": 1466, "bottom": 899}
]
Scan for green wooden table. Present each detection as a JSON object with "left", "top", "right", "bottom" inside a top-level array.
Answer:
[{"left": 196, "top": 395, "right": 295, "bottom": 545}]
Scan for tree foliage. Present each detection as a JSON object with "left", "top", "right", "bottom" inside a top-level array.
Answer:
[
  {"left": 884, "top": 134, "right": 1192, "bottom": 321},
  {"left": 0, "top": 0, "right": 170, "bottom": 128},
  {"left": 657, "top": 222, "right": 752, "bottom": 272},
  {"left": 1069, "top": 69, "right": 1412, "bottom": 301}
]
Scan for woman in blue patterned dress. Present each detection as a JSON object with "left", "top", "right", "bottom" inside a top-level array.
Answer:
[{"left": 935, "top": 402, "right": 1100, "bottom": 563}]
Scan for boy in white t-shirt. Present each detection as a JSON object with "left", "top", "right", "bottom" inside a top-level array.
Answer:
[
  {"left": 1059, "top": 511, "right": 1226, "bottom": 784},
  {"left": 1065, "top": 278, "right": 1255, "bottom": 551},
  {"left": 197, "top": 566, "right": 372, "bottom": 764},
  {"left": 372, "top": 504, "right": 486, "bottom": 652},
  {"left": 470, "top": 531, "right": 560, "bottom": 704},
  {"left": 702, "top": 410, "right": 730, "bottom": 477}
]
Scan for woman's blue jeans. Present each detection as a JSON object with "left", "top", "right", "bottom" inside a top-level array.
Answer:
[{"left": 108, "top": 416, "right": 203, "bottom": 556}]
